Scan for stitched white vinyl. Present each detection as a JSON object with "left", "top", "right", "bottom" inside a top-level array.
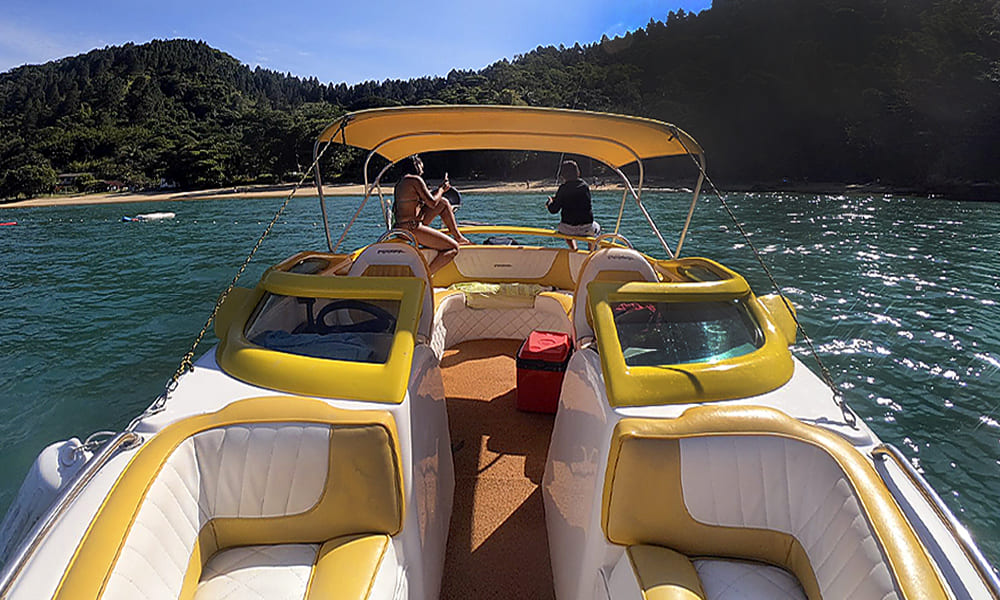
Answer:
[
  {"left": 680, "top": 436, "right": 898, "bottom": 600},
  {"left": 607, "top": 551, "right": 644, "bottom": 600},
  {"left": 453, "top": 247, "right": 557, "bottom": 279},
  {"left": 101, "top": 424, "right": 330, "bottom": 600},
  {"left": 194, "top": 544, "right": 318, "bottom": 600},
  {"left": 430, "top": 293, "right": 572, "bottom": 355},
  {"left": 694, "top": 560, "right": 806, "bottom": 600}
]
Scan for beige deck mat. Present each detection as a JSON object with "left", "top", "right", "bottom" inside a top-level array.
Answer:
[{"left": 439, "top": 339, "right": 556, "bottom": 599}]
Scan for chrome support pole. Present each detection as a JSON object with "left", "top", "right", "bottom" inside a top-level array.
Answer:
[
  {"left": 675, "top": 153, "right": 706, "bottom": 258},
  {"left": 313, "top": 140, "right": 334, "bottom": 252}
]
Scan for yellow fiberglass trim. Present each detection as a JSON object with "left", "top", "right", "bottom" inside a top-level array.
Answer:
[
  {"left": 215, "top": 273, "right": 424, "bottom": 403},
  {"left": 588, "top": 280, "right": 793, "bottom": 407}
]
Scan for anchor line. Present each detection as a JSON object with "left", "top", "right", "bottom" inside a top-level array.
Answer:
[
  {"left": 671, "top": 132, "right": 857, "bottom": 429},
  {"left": 124, "top": 133, "right": 339, "bottom": 433}
]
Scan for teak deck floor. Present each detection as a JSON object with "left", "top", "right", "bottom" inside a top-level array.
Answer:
[{"left": 439, "top": 339, "right": 556, "bottom": 599}]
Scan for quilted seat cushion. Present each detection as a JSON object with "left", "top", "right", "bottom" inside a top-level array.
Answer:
[
  {"left": 194, "top": 534, "right": 396, "bottom": 600},
  {"left": 607, "top": 546, "right": 806, "bottom": 600},
  {"left": 694, "top": 559, "right": 806, "bottom": 600}
]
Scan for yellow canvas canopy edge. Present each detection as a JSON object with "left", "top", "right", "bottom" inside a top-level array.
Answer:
[{"left": 316, "top": 105, "right": 704, "bottom": 169}]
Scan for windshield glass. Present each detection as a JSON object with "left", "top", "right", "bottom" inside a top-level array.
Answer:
[
  {"left": 244, "top": 293, "right": 400, "bottom": 363},
  {"left": 611, "top": 299, "right": 763, "bottom": 366}
]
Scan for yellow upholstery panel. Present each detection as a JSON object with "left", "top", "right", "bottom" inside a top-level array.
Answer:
[
  {"left": 602, "top": 406, "right": 947, "bottom": 600},
  {"left": 627, "top": 545, "right": 706, "bottom": 600},
  {"left": 54, "top": 397, "right": 403, "bottom": 600},
  {"left": 606, "top": 435, "right": 820, "bottom": 600},
  {"left": 210, "top": 425, "right": 402, "bottom": 549},
  {"left": 305, "top": 535, "right": 390, "bottom": 600}
]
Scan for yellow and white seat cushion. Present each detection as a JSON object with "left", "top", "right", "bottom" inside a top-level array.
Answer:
[
  {"left": 51, "top": 397, "right": 404, "bottom": 600},
  {"left": 602, "top": 406, "right": 948, "bottom": 600}
]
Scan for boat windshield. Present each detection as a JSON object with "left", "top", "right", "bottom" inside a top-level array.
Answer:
[
  {"left": 245, "top": 293, "right": 400, "bottom": 363},
  {"left": 611, "top": 299, "right": 763, "bottom": 366}
]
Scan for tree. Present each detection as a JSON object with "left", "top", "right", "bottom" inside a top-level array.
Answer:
[{"left": 0, "top": 163, "right": 58, "bottom": 200}]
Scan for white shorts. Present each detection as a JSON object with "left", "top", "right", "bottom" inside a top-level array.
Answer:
[{"left": 556, "top": 221, "right": 601, "bottom": 237}]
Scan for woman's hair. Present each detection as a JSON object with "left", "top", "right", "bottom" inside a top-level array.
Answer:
[{"left": 400, "top": 154, "right": 422, "bottom": 176}]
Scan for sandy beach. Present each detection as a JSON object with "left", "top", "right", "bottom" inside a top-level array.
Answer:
[
  {"left": 1, "top": 178, "right": 916, "bottom": 210},
  {"left": 0, "top": 179, "right": 589, "bottom": 209}
]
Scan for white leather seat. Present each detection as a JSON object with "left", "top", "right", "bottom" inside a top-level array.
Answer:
[
  {"left": 52, "top": 398, "right": 404, "bottom": 600},
  {"left": 601, "top": 406, "right": 949, "bottom": 600},
  {"left": 571, "top": 247, "right": 658, "bottom": 346},
  {"left": 348, "top": 241, "right": 434, "bottom": 341}
]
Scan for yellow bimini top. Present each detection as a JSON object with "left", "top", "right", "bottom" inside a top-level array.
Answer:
[{"left": 316, "top": 105, "right": 703, "bottom": 168}]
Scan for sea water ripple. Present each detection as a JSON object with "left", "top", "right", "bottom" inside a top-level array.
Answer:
[{"left": 0, "top": 191, "right": 998, "bottom": 566}]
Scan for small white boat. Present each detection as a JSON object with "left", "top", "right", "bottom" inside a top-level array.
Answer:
[
  {"left": 1, "top": 105, "right": 996, "bottom": 600},
  {"left": 122, "top": 211, "right": 175, "bottom": 222}
]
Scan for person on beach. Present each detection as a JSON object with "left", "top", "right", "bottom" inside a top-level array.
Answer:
[
  {"left": 393, "top": 154, "right": 471, "bottom": 274},
  {"left": 546, "top": 160, "right": 600, "bottom": 250}
]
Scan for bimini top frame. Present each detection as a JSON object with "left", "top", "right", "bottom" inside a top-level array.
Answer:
[{"left": 312, "top": 105, "right": 707, "bottom": 257}]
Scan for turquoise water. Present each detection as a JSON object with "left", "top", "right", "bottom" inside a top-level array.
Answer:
[{"left": 1, "top": 191, "right": 999, "bottom": 567}]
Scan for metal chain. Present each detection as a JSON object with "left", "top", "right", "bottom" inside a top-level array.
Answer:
[
  {"left": 670, "top": 130, "right": 857, "bottom": 428},
  {"left": 124, "top": 138, "right": 337, "bottom": 430}
]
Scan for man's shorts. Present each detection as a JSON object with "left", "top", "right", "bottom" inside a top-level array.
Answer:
[{"left": 556, "top": 221, "right": 601, "bottom": 238}]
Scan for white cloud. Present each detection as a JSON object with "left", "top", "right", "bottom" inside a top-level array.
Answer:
[{"left": 0, "top": 19, "right": 97, "bottom": 71}]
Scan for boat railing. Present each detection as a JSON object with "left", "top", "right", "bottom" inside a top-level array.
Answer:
[
  {"left": 0, "top": 431, "right": 141, "bottom": 598},
  {"left": 872, "top": 443, "right": 1000, "bottom": 598}
]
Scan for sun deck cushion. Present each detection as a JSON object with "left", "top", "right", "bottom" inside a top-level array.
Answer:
[
  {"left": 602, "top": 406, "right": 947, "bottom": 600},
  {"left": 430, "top": 290, "right": 572, "bottom": 355},
  {"left": 53, "top": 397, "right": 403, "bottom": 600}
]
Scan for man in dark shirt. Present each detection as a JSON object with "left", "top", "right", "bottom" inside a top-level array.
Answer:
[{"left": 546, "top": 160, "right": 600, "bottom": 250}]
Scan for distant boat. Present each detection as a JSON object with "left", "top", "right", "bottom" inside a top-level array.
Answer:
[
  {"left": 121, "top": 212, "right": 175, "bottom": 222},
  {"left": 0, "top": 221, "right": 16, "bottom": 227}
]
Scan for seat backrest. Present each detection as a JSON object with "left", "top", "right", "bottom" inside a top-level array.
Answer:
[
  {"left": 349, "top": 242, "right": 434, "bottom": 340},
  {"left": 53, "top": 397, "right": 403, "bottom": 600},
  {"left": 602, "top": 406, "right": 947, "bottom": 600},
  {"left": 571, "top": 247, "right": 658, "bottom": 345}
]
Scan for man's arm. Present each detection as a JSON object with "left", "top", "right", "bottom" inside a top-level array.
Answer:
[{"left": 546, "top": 185, "right": 564, "bottom": 214}]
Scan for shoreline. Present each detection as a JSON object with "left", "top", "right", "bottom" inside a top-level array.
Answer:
[{"left": 1, "top": 179, "right": 992, "bottom": 209}]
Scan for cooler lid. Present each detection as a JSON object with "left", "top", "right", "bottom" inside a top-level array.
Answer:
[{"left": 520, "top": 330, "right": 571, "bottom": 362}]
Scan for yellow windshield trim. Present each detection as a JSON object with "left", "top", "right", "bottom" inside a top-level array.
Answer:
[
  {"left": 216, "top": 274, "right": 423, "bottom": 403},
  {"left": 588, "top": 280, "right": 793, "bottom": 407}
]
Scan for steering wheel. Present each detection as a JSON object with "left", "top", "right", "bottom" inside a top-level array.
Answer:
[
  {"left": 594, "top": 232, "right": 634, "bottom": 249},
  {"left": 314, "top": 299, "right": 397, "bottom": 334},
  {"left": 376, "top": 229, "right": 419, "bottom": 249}
]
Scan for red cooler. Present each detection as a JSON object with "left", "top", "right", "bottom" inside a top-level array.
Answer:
[{"left": 516, "top": 330, "right": 572, "bottom": 413}]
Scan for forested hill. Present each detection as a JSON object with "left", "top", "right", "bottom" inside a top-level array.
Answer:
[{"left": 1, "top": 0, "right": 997, "bottom": 201}]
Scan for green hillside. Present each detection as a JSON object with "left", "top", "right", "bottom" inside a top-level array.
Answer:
[{"left": 1, "top": 0, "right": 997, "bottom": 200}]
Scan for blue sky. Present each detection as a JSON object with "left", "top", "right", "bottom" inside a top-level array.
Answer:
[{"left": 0, "top": 0, "right": 711, "bottom": 84}]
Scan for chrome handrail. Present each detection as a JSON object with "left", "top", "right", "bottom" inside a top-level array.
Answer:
[
  {"left": 872, "top": 443, "right": 1000, "bottom": 598},
  {"left": 0, "top": 431, "right": 141, "bottom": 598}
]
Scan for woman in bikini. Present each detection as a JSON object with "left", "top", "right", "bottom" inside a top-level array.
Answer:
[{"left": 393, "top": 154, "right": 471, "bottom": 274}]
